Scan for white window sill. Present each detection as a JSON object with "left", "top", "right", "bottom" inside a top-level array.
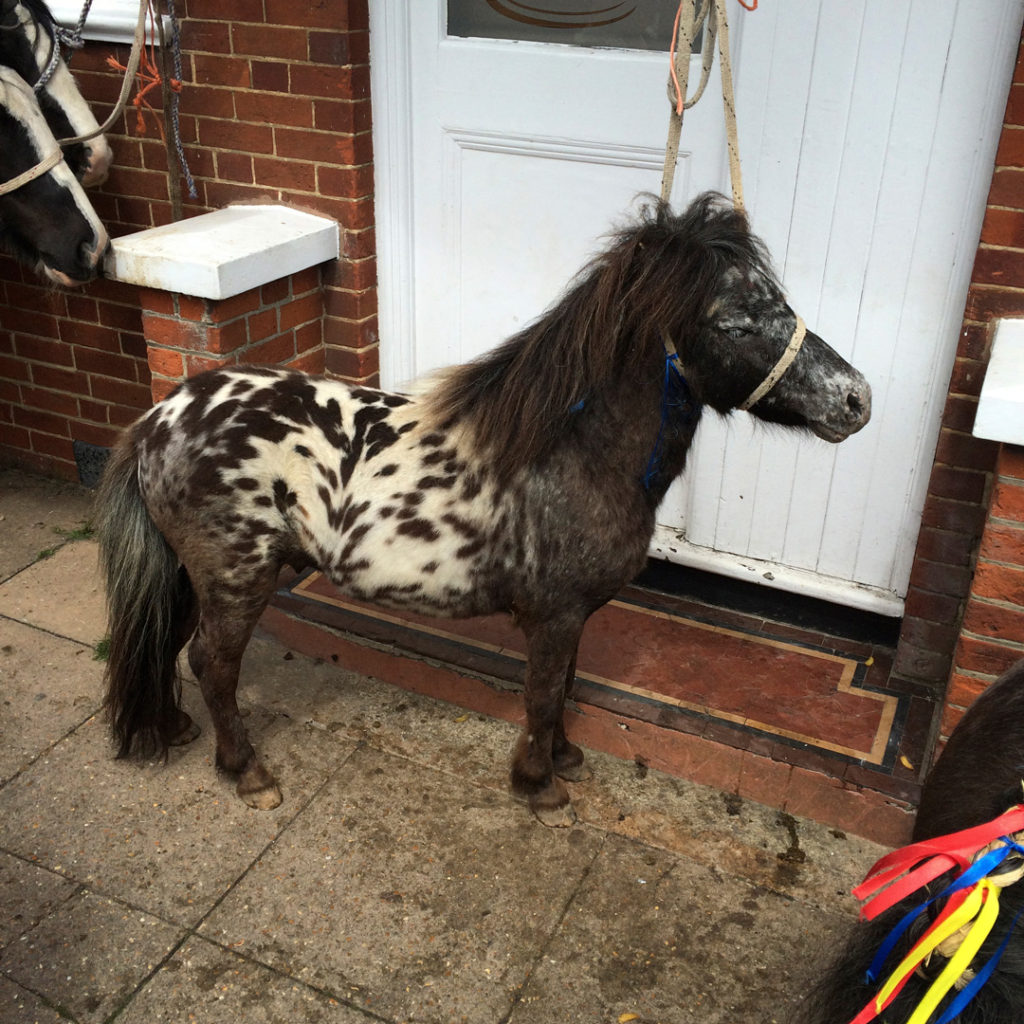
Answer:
[
  {"left": 48, "top": 1, "right": 155, "bottom": 45},
  {"left": 104, "top": 205, "right": 340, "bottom": 300},
  {"left": 974, "top": 318, "right": 1024, "bottom": 446}
]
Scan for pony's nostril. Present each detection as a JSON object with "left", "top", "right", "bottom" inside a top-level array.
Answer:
[{"left": 847, "top": 391, "right": 864, "bottom": 418}]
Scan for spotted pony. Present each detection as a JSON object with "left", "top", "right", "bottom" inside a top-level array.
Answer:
[{"left": 95, "top": 193, "right": 871, "bottom": 825}]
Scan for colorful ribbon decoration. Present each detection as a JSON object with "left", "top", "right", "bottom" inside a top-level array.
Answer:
[{"left": 848, "top": 804, "right": 1024, "bottom": 1024}]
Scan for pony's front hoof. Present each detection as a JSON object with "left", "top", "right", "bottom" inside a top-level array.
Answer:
[
  {"left": 526, "top": 776, "right": 576, "bottom": 828},
  {"left": 532, "top": 800, "right": 578, "bottom": 828},
  {"left": 236, "top": 762, "right": 282, "bottom": 810}
]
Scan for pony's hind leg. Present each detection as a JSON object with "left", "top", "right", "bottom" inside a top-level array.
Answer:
[
  {"left": 511, "top": 616, "right": 586, "bottom": 827},
  {"left": 187, "top": 566, "right": 283, "bottom": 810}
]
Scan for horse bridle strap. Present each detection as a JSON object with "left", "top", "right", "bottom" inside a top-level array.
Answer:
[
  {"left": 0, "top": 146, "right": 63, "bottom": 196},
  {"left": 738, "top": 316, "right": 806, "bottom": 411}
]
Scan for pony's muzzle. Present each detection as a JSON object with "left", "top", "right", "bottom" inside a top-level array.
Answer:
[
  {"left": 83, "top": 227, "right": 110, "bottom": 270},
  {"left": 80, "top": 139, "right": 113, "bottom": 188},
  {"left": 845, "top": 377, "right": 872, "bottom": 432},
  {"left": 43, "top": 231, "right": 110, "bottom": 287},
  {"left": 815, "top": 375, "right": 871, "bottom": 442}
]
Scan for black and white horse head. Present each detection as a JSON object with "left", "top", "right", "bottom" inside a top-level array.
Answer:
[
  {"left": 0, "top": 65, "right": 108, "bottom": 284},
  {"left": 0, "top": 0, "right": 112, "bottom": 186}
]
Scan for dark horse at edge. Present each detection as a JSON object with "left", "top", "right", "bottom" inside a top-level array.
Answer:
[
  {"left": 95, "top": 193, "right": 871, "bottom": 825},
  {"left": 795, "top": 660, "right": 1024, "bottom": 1023}
]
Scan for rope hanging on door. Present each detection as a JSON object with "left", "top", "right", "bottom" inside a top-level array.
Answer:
[
  {"left": 659, "top": 1, "right": 810, "bottom": 414},
  {"left": 661, "top": 0, "right": 747, "bottom": 210}
]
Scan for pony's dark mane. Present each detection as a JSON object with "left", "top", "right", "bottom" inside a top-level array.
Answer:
[{"left": 426, "top": 191, "right": 778, "bottom": 482}]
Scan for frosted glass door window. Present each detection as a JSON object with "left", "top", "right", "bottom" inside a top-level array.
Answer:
[{"left": 448, "top": 1, "right": 684, "bottom": 51}]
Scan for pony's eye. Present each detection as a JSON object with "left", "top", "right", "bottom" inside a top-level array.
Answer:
[{"left": 724, "top": 324, "right": 754, "bottom": 339}]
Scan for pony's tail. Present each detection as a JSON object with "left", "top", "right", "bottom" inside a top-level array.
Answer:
[{"left": 94, "top": 432, "right": 190, "bottom": 758}]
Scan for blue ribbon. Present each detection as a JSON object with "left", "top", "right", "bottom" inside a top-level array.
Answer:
[
  {"left": 864, "top": 843, "right": 1018, "bottom": 985},
  {"left": 933, "top": 901, "right": 1024, "bottom": 1024}
]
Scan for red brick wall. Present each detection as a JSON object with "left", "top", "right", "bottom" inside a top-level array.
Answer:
[
  {"left": 140, "top": 269, "right": 326, "bottom": 402},
  {"left": 0, "top": 0, "right": 375, "bottom": 479},
  {"left": 944, "top": 445, "right": 1024, "bottom": 739},
  {"left": 898, "top": 35, "right": 1024, "bottom": 727}
]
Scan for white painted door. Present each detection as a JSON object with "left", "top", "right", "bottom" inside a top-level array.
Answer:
[{"left": 371, "top": 0, "right": 1024, "bottom": 615}]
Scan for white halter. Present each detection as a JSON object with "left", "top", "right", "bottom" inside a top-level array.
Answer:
[{"left": 738, "top": 315, "right": 807, "bottom": 411}]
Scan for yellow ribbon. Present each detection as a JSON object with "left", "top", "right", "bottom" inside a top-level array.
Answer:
[
  {"left": 906, "top": 881, "right": 999, "bottom": 1024},
  {"left": 862, "top": 880, "right": 1000, "bottom": 1024}
]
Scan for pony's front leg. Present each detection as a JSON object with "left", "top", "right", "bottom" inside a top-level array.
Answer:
[
  {"left": 552, "top": 652, "right": 591, "bottom": 783},
  {"left": 511, "top": 617, "right": 586, "bottom": 827}
]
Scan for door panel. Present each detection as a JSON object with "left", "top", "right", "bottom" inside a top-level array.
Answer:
[{"left": 371, "top": 0, "right": 1024, "bottom": 614}]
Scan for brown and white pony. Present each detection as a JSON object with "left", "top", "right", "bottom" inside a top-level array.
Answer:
[{"left": 94, "top": 193, "right": 871, "bottom": 824}]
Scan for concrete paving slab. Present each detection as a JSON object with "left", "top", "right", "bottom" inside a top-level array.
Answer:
[
  {"left": 0, "top": 469, "right": 93, "bottom": 583},
  {"left": 0, "top": 540, "right": 105, "bottom": 649},
  {"left": 116, "top": 935, "right": 377, "bottom": 1023},
  {"left": 1, "top": 889, "right": 184, "bottom": 1024},
  {"left": 0, "top": 470, "right": 893, "bottom": 1024},
  {"left": 239, "top": 632, "right": 877, "bottom": 916},
  {"left": 0, "top": 973, "right": 67, "bottom": 1024},
  {"left": 200, "top": 744, "right": 606, "bottom": 1023},
  {"left": 566, "top": 746, "right": 875, "bottom": 915},
  {"left": 0, "top": 703, "right": 359, "bottom": 928},
  {"left": 0, "top": 851, "right": 78, "bottom": 951},
  {"left": 239, "top": 630, "right": 521, "bottom": 793},
  {"left": 508, "top": 831, "right": 853, "bottom": 1024},
  {"left": 0, "top": 619, "right": 101, "bottom": 785}
]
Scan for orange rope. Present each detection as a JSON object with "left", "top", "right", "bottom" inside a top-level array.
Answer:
[
  {"left": 668, "top": 2, "right": 685, "bottom": 114},
  {"left": 104, "top": 1, "right": 179, "bottom": 142}
]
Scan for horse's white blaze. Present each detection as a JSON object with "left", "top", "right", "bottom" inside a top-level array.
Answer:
[
  {"left": 43, "top": 60, "right": 112, "bottom": 186},
  {"left": 16, "top": 1, "right": 112, "bottom": 186},
  {"left": 40, "top": 150, "right": 108, "bottom": 284}
]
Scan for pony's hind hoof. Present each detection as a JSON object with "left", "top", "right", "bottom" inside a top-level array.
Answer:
[
  {"left": 236, "top": 762, "right": 282, "bottom": 810},
  {"left": 169, "top": 711, "right": 201, "bottom": 747}
]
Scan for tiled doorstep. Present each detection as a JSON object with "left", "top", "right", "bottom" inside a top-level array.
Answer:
[
  {"left": 275, "top": 571, "right": 929, "bottom": 796},
  {"left": 261, "top": 586, "right": 920, "bottom": 847}
]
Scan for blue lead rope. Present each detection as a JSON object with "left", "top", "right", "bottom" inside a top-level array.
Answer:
[{"left": 641, "top": 349, "right": 695, "bottom": 490}]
